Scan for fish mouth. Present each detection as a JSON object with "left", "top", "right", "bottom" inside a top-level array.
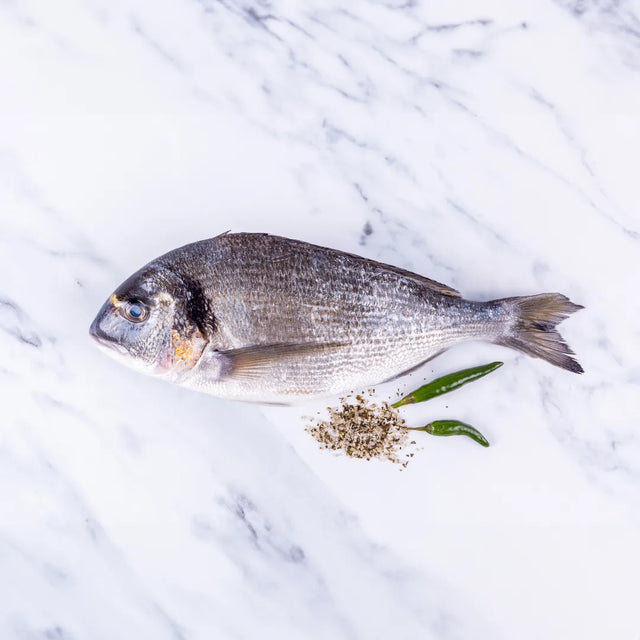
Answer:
[{"left": 89, "top": 315, "right": 128, "bottom": 356}]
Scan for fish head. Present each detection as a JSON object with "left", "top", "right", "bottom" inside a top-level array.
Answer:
[{"left": 89, "top": 264, "right": 209, "bottom": 378}]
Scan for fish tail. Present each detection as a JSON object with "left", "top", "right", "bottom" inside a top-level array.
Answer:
[{"left": 492, "top": 293, "right": 584, "bottom": 374}]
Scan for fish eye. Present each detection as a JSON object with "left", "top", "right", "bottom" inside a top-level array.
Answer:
[{"left": 120, "top": 300, "right": 149, "bottom": 323}]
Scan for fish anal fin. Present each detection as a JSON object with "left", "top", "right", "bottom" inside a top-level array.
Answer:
[{"left": 379, "top": 349, "right": 446, "bottom": 384}]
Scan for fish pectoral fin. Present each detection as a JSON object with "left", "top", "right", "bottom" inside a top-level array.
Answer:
[{"left": 218, "top": 342, "right": 346, "bottom": 380}]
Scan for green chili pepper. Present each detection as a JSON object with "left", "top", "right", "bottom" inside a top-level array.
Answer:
[
  {"left": 392, "top": 361, "right": 503, "bottom": 408},
  {"left": 408, "top": 420, "right": 490, "bottom": 447}
]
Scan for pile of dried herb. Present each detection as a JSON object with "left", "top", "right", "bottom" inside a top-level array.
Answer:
[{"left": 305, "top": 394, "right": 417, "bottom": 467}]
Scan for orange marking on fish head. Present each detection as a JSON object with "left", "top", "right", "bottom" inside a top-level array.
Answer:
[{"left": 171, "top": 327, "right": 206, "bottom": 368}]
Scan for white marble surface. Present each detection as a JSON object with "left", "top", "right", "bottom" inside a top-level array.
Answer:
[{"left": 1, "top": 1, "right": 640, "bottom": 638}]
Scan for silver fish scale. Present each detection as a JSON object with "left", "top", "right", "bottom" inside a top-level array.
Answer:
[{"left": 154, "top": 233, "right": 504, "bottom": 402}]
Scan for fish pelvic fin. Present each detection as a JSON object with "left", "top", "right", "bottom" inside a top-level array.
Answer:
[{"left": 494, "top": 293, "right": 584, "bottom": 374}]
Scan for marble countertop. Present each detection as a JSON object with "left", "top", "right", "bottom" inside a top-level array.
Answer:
[{"left": 1, "top": 1, "right": 639, "bottom": 638}]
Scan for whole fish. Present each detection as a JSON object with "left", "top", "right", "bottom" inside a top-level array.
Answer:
[{"left": 89, "top": 232, "right": 583, "bottom": 404}]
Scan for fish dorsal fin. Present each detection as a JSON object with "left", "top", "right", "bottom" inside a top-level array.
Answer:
[
  {"left": 330, "top": 244, "right": 461, "bottom": 298},
  {"left": 375, "top": 262, "right": 460, "bottom": 297},
  {"left": 219, "top": 342, "right": 347, "bottom": 380},
  {"left": 220, "top": 233, "right": 461, "bottom": 298}
]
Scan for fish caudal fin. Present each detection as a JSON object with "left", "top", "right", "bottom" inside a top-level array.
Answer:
[{"left": 494, "top": 293, "right": 584, "bottom": 374}]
